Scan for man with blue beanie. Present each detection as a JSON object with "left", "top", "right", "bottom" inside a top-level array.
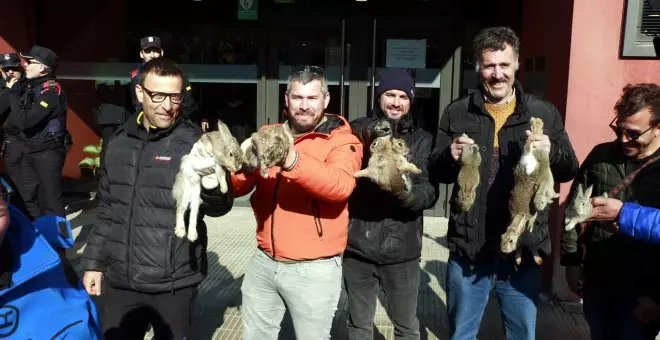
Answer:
[
  {"left": 0, "top": 173, "right": 102, "bottom": 339},
  {"left": 345, "top": 68, "right": 437, "bottom": 339}
]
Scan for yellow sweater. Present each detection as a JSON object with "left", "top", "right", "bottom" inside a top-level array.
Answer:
[{"left": 485, "top": 97, "right": 517, "bottom": 148}]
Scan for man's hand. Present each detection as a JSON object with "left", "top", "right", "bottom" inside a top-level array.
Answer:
[
  {"left": 525, "top": 130, "right": 551, "bottom": 152},
  {"left": 201, "top": 119, "right": 210, "bottom": 132},
  {"left": 201, "top": 174, "right": 219, "bottom": 190},
  {"left": 635, "top": 296, "right": 660, "bottom": 325},
  {"left": 6, "top": 77, "right": 17, "bottom": 89},
  {"left": 450, "top": 134, "right": 474, "bottom": 161},
  {"left": 587, "top": 197, "right": 623, "bottom": 222},
  {"left": 83, "top": 271, "right": 103, "bottom": 296},
  {"left": 565, "top": 265, "right": 584, "bottom": 296}
]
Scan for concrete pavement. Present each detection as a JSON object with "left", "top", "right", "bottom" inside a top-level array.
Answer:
[{"left": 63, "top": 198, "right": 590, "bottom": 340}]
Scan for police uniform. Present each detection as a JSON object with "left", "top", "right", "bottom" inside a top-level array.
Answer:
[
  {"left": 0, "top": 53, "right": 33, "bottom": 220},
  {"left": 7, "top": 46, "right": 68, "bottom": 218},
  {"left": 129, "top": 36, "right": 198, "bottom": 121}
]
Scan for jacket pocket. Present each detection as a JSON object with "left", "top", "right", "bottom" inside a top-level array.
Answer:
[{"left": 164, "top": 233, "right": 174, "bottom": 277}]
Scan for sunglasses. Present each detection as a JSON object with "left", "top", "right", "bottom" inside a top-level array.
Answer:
[
  {"left": 140, "top": 86, "right": 183, "bottom": 104},
  {"left": 609, "top": 117, "right": 656, "bottom": 142},
  {"left": 1, "top": 66, "right": 20, "bottom": 73},
  {"left": 289, "top": 65, "right": 325, "bottom": 77}
]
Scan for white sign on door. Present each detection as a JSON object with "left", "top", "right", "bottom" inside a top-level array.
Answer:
[{"left": 385, "top": 39, "right": 426, "bottom": 69}]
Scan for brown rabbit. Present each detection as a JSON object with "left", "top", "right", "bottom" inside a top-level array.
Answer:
[
  {"left": 241, "top": 124, "right": 294, "bottom": 178},
  {"left": 455, "top": 140, "right": 482, "bottom": 212},
  {"left": 353, "top": 120, "right": 422, "bottom": 195},
  {"left": 172, "top": 120, "right": 243, "bottom": 242},
  {"left": 501, "top": 117, "right": 546, "bottom": 265}
]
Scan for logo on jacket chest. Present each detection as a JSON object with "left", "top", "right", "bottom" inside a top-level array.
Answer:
[{"left": 154, "top": 156, "right": 172, "bottom": 162}]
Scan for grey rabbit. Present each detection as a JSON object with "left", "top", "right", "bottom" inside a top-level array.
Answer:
[{"left": 564, "top": 183, "right": 594, "bottom": 231}]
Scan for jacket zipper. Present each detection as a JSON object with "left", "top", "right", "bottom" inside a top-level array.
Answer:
[
  {"left": 270, "top": 170, "right": 283, "bottom": 258},
  {"left": 170, "top": 233, "right": 175, "bottom": 293},
  {"left": 312, "top": 200, "right": 323, "bottom": 239},
  {"left": 126, "top": 140, "right": 146, "bottom": 287}
]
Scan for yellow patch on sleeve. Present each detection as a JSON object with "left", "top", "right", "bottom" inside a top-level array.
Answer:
[
  {"left": 186, "top": 85, "right": 192, "bottom": 91},
  {"left": 39, "top": 101, "right": 48, "bottom": 108}
]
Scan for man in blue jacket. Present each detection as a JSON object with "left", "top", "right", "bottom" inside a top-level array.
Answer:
[{"left": 0, "top": 173, "right": 102, "bottom": 339}]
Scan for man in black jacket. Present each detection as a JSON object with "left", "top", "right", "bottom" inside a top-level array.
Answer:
[
  {"left": 80, "top": 58, "right": 233, "bottom": 340},
  {"left": 6, "top": 46, "right": 69, "bottom": 218},
  {"left": 346, "top": 68, "right": 437, "bottom": 339},
  {"left": 431, "top": 27, "right": 578, "bottom": 340},
  {"left": 561, "top": 83, "right": 660, "bottom": 340},
  {"left": 0, "top": 53, "right": 31, "bottom": 219}
]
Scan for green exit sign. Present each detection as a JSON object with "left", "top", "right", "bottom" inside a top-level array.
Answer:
[{"left": 238, "top": 0, "right": 258, "bottom": 20}]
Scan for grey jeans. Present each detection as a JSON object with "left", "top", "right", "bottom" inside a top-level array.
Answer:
[{"left": 241, "top": 249, "right": 343, "bottom": 340}]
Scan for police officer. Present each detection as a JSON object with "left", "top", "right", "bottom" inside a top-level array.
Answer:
[
  {"left": 0, "top": 53, "right": 34, "bottom": 220},
  {"left": 129, "top": 36, "right": 198, "bottom": 121},
  {"left": 5, "top": 45, "right": 68, "bottom": 218}
]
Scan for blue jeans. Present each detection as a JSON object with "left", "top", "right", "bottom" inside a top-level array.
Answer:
[
  {"left": 583, "top": 286, "right": 660, "bottom": 340},
  {"left": 241, "top": 249, "right": 343, "bottom": 340},
  {"left": 446, "top": 252, "right": 542, "bottom": 340}
]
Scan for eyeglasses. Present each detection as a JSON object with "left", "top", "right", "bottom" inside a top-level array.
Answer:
[
  {"left": 140, "top": 86, "right": 183, "bottom": 104},
  {"left": 1, "top": 66, "right": 20, "bottom": 73},
  {"left": 289, "top": 65, "right": 325, "bottom": 77},
  {"left": 609, "top": 117, "right": 656, "bottom": 141}
]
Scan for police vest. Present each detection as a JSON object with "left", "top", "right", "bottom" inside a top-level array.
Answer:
[{"left": 32, "top": 80, "right": 67, "bottom": 134}]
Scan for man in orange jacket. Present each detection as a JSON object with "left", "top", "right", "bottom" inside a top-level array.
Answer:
[{"left": 231, "top": 65, "right": 363, "bottom": 340}]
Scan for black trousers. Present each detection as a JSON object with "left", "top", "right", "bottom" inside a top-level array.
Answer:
[
  {"left": 101, "top": 284, "right": 198, "bottom": 340},
  {"left": 342, "top": 252, "right": 421, "bottom": 340},
  {"left": 2, "top": 136, "right": 38, "bottom": 219},
  {"left": 22, "top": 144, "right": 66, "bottom": 218}
]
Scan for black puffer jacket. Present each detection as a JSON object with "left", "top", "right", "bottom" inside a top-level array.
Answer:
[
  {"left": 347, "top": 109, "right": 437, "bottom": 264},
  {"left": 431, "top": 82, "right": 578, "bottom": 262},
  {"left": 81, "top": 113, "right": 233, "bottom": 293}
]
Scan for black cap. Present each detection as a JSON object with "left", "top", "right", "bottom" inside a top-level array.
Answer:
[
  {"left": 20, "top": 45, "right": 58, "bottom": 68},
  {"left": 0, "top": 53, "right": 20, "bottom": 69},
  {"left": 140, "top": 36, "right": 162, "bottom": 50},
  {"left": 376, "top": 68, "right": 415, "bottom": 104}
]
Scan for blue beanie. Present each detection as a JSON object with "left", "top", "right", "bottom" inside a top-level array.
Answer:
[{"left": 376, "top": 68, "right": 415, "bottom": 103}]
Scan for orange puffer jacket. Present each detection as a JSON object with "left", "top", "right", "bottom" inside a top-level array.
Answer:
[{"left": 231, "top": 114, "right": 363, "bottom": 261}]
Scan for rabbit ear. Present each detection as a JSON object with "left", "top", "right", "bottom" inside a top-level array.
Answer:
[
  {"left": 575, "top": 183, "right": 584, "bottom": 198},
  {"left": 217, "top": 120, "right": 231, "bottom": 135},
  {"left": 585, "top": 184, "right": 593, "bottom": 198}
]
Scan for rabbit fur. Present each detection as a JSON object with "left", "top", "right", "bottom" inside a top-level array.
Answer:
[
  {"left": 172, "top": 120, "right": 243, "bottom": 242},
  {"left": 455, "top": 138, "right": 482, "bottom": 212},
  {"left": 353, "top": 120, "right": 421, "bottom": 195},
  {"left": 501, "top": 117, "right": 553, "bottom": 265},
  {"left": 564, "top": 183, "right": 595, "bottom": 231},
  {"left": 241, "top": 124, "right": 294, "bottom": 178}
]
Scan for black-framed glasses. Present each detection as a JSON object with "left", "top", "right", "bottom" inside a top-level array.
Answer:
[
  {"left": 289, "top": 65, "right": 325, "bottom": 77},
  {"left": 609, "top": 116, "right": 656, "bottom": 141},
  {"left": 140, "top": 86, "right": 183, "bottom": 104}
]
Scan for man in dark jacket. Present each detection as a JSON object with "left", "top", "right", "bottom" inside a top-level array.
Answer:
[
  {"left": 346, "top": 68, "right": 437, "bottom": 339},
  {"left": 561, "top": 83, "right": 660, "bottom": 340},
  {"left": 6, "top": 46, "right": 69, "bottom": 219},
  {"left": 0, "top": 53, "right": 31, "bottom": 219},
  {"left": 431, "top": 27, "right": 578, "bottom": 340},
  {"left": 80, "top": 58, "right": 233, "bottom": 340}
]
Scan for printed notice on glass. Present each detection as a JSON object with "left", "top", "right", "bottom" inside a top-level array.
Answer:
[{"left": 385, "top": 39, "right": 426, "bottom": 69}]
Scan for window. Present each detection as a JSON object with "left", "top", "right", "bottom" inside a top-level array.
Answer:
[{"left": 621, "top": 0, "right": 660, "bottom": 57}]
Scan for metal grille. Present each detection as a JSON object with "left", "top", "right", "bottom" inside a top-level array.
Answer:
[{"left": 641, "top": 0, "right": 660, "bottom": 36}]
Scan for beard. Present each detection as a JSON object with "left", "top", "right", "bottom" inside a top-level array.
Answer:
[{"left": 289, "top": 111, "right": 324, "bottom": 134}]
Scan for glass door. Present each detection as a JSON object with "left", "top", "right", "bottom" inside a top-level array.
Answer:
[{"left": 265, "top": 17, "right": 349, "bottom": 125}]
